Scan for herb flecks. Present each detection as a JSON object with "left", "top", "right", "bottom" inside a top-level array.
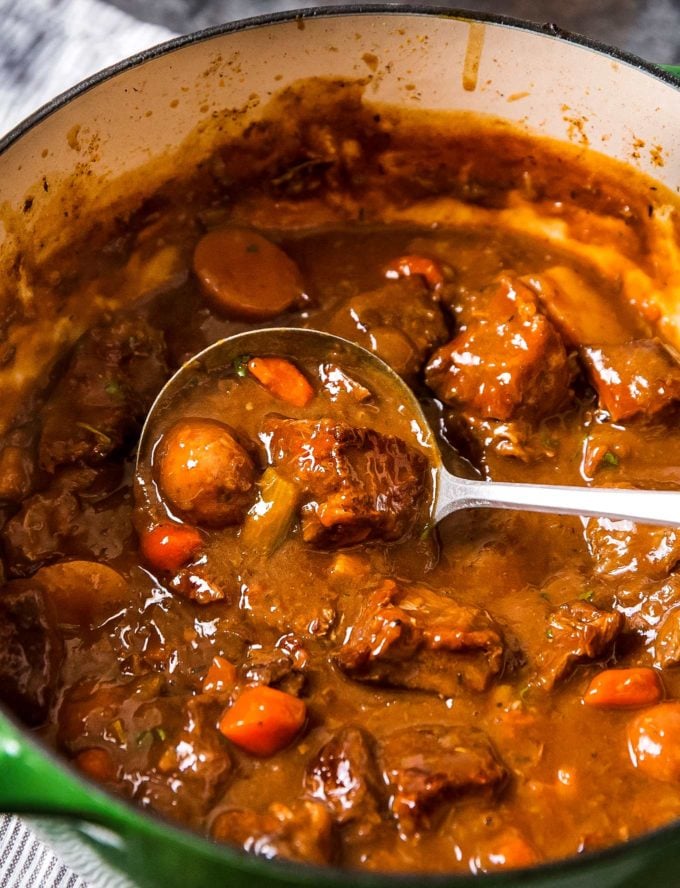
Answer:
[
  {"left": 104, "top": 380, "right": 124, "bottom": 400},
  {"left": 233, "top": 355, "right": 251, "bottom": 378},
  {"left": 76, "top": 422, "right": 112, "bottom": 445}
]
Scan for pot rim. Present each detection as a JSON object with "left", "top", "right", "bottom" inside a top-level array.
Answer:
[
  {"left": 1, "top": 2, "right": 678, "bottom": 155},
  {"left": 1, "top": 4, "right": 679, "bottom": 884}
]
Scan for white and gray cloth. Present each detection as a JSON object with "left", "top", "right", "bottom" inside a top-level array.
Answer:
[
  {"left": 0, "top": 0, "right": 678, "bottom": 884},
  {"left": 0, "top": 817, "right": 83, "bottom": 888}
]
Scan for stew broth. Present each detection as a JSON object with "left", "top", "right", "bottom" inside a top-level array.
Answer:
[{"left": 1, "top": 80, "right": 680, "bottom": 874}]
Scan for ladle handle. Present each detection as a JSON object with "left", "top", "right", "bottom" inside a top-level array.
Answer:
[{"left": 435, "top": 471, "right": 680, "bottom": 527}]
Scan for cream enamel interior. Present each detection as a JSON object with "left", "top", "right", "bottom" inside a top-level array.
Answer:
[
  {"left": 2, "top": 13, "right": 680, "bottom": 215},
  {"left": 0, "top": 11, "right": 679, "bottom": 434}
]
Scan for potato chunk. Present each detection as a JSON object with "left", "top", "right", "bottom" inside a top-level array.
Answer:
[{"left": 156, "top": 418, "right": 257, "bottom": 527}]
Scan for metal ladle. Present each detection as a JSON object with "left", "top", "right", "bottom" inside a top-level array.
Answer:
[{"left": 138, "top": 328, "right": 680, "bottom": 528}]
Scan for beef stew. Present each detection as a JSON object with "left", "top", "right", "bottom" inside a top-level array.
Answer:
[{"left": 2, "top": 80, "right": 680, "bottom": 874}]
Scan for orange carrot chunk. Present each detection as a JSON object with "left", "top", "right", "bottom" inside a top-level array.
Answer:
[
  {"left": 385, "top": 254, "right": 445, "bottom": 290},
  {"left": 476, "top": 829, "right": 539, "bottom": 871},
  {"left": 219, "top": 685, "right": 306, "bottom": 756},
  {"left": 203, "top": 656, "right": 238, "bottom": 694},
  {"left": 75, "top": 748, "right": 116, "bottom": 782},
  {"left": 584, "top": 667, "right": 663, "bottom": 709},
  {"left": 247, "top": 356, "right": 314, "bottom": 407},
  {"left": 140, "top": 524, "right": 202, "bottom": 572}
]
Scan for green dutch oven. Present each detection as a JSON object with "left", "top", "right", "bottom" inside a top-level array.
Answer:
[{"left": 1, "top": 6, "right": 680, "bottom": 886}]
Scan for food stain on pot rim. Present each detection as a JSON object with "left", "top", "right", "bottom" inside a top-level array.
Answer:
[{"left": 462, "top": 22, "right": 486, "bottom": 91}]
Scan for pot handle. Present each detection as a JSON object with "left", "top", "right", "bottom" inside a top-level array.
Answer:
[{"left": 0, "top": 713, "right": 113, "bottom": 821}]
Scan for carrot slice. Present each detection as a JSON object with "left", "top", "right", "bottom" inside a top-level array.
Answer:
[
  {"left": 140, "top": 524, "right": 202, "bottom": 572},
  {"left": 202, "top": 656, "right": 238, "bottom": 694},
  {"left": 385, "top": 254, "right": 445, "bottom": 290},
  {"left": 247, "top": 356, "right": 314, "bottom": 407},
  {"left": 219, "top": 685, "right": 306, "bottom": 756},
  {"left": 584, "top": 667, "right": 663, "bottom": 709},
  {"left": 476, "top": 829, "right": 539, "bottom": 871},
  {"left": 75, "top": 748, "right": 116, "bottom": 782},
  {"left": 193, "top": 228, "right": 304, "bottom": 320}
]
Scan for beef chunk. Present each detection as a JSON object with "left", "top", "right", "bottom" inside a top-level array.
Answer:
[
  {"left": 523, "top": 267, "right": 639, "bottom": 347},
  {"left": 212, "top": 800, "right": 334, "bottom": 864},
  {"left": 379, "top": 725, "right": 507, "bottom": 836},
  {"left": 304, "top": 727, "right": 381, "bottom": 832},
  {"left": 327, "top": 277, "right": 447, "bottom": 379},
  {"left": 243, "top": 636, "right": 308, "bottom": 696},
  {"left": 168, "top": 565, "right": 234, "bottom": 606},
  {"left": 655, "top": 606, "right": 680, "bottom": 668},
  {"left": 39, "top": 316, "right": 167, "bottom": 471},
  {"left": 580, "top": 339, "right": 680, "bottom": 422},
  {"left": 0, "top": 582, "right": 63, "bottom": 725},
  {"left": 535, "top": 601, "right": 623, "bottom": 689},
  {"left": 60, "top": 679, "right": 231, "bottom": 826},
  {"left": 334, "top": 579, "right": 506, "bottom": 693},
  {"left": 0, "top": 445, "right": 35, "bottom": 503},
  {"left": 2, "top": 467, "right": 133, "bottom": 575},
  {"left": 264, "top": 417, "right": 429, "bottom": 547},
  {"left": 426, "top": 276, "right": 571, "bottom": 422},
  {"left": 585, "top": 516, "right": 680, "bottom": 581}
]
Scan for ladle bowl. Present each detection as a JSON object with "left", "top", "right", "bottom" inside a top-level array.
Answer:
[{"left": 139, "top": 327, "right": 680, "bottom": 530}]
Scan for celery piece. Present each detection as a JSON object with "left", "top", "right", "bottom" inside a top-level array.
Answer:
[{"left": 241, "top": 468, "right": 300, "bottom": 555}]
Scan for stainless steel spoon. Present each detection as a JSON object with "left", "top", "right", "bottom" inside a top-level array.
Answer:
[{"left": 138, "top": 327, "right": 680, "bottom": 528}]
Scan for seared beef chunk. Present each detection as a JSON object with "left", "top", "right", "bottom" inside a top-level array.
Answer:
[
  {"left": 334, "top": 579, "right": 506, "bottom": 693},
  {"left": 535, "top": 601, "right": 623, "bottom": 690},
  {"left": 2, "top": 467, "right": 133, "bottom": 575},
  {"left": 610, "top": 575, "right": 680, "bottom": 638},
  {"left": 212, "top": 801, "right": 334, "bottom": 864},
  {"left": 523, "top": 267, "right": 640, "bottom": 348},
  {"left": 655, "top": 606, "right": 680, "bottom": 668},
  {"left": 304, "top": 727, "right": 381, "bottom": 831},
  {"left": 426, "top": 276, "right": 571, "bottom": 423},
  {"left": 168, "top": 564, "right": 234, "bottom": 606},
  {"left": 0, "top": 582, "right": 63, "bottom": 725},
  {"left": 39, "top": 316, "right": 168, "bottom": 472},
  {"left": 327, "top": 277, "right": 447, "bottom": 379},
  {"left": 580, "top": 339, "right": 680, "bottom": 422},
  {"left": 60, "top": 678, "right": 231, "bottom": 826},
  {"left": 585, "top": 516, "right": 680, "bottom": 581},
  {"left": 379, "top": 725, "right": 507, "bottom": 836},
  {"left": 264, "top": 417, "right": 428, "bottom": 547},
  {"left": 243, "top": 636, "right": 308, "bottom": 696},
  {"left": 0, "top": 431, "right": 36, "bottom": 503}
]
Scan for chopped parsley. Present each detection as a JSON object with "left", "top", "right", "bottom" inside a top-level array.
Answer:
[
  {"left": 233, "top": 354, "right": 251, "bottom": 378},
  {"left": 104, "top": 380, "right": 124, "bottom": 400},
  {"left": 602, "top": 451, "right": 619, "bottom": 468},
  {"left": 136, "top": 726, "right": 168, "bottom": 745}
]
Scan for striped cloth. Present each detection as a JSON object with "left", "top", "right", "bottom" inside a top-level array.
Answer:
[{"left": 0, "top": 818, "right": 83, "bottom": 888}]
